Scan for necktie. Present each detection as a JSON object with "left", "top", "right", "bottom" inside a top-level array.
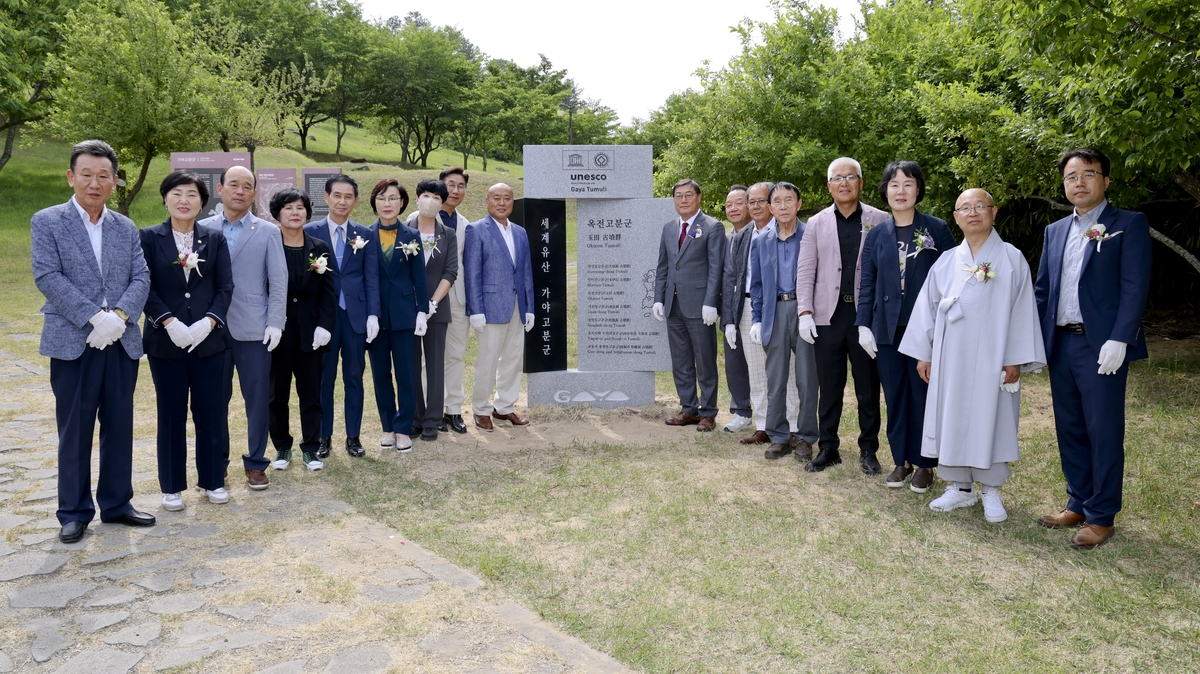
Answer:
[
  {"left": 678, "top": 220, "right": 689, "bottom": 249},
  {"left": 335, "top": 226, "right": 346, "bottom": 310}
]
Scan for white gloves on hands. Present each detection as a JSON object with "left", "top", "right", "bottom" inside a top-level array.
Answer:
[
  {"left": 1000, "top": 371, "right": 1021, "bottom": 393},
  {"left": 415, "top": 312, "right": 428, "bottom": 337},
  {"left": 701, "top": 305, "right": 718, "bottom": 326},
  {"left": 186, "top": 318, "right": 213, "bottom": 352},
  {"left": 365, "top": 315, "right": 380, "bottom": 344},
  {"left": 469, "top": 314, "right": 487, "bottom": 332},
  {"left": 724, "top": 324, "right": 737, "bottom": 349},
  {"left": 524, "top": 313, "right": 535, "bottom": 333},
  {"left": 652, "top": 302, "right": 664, "bottom": 322},
  {"left": 749, "top": 322, "right": 763, "bottom": 345},
  {"left": 263, "top": 325, "right": 282, "bottom": 352},
  {"left": 798, "top": 314, "right": 818, "bottom": 345},
  {"left": 1097, "top": 339, "right": 1127, "bottom": 375},
  {"left": 858, "top": 325, "right": 878, "bottom": 359},
  {"left": 88, "top": 310, "right": 126, "bottom": 349},
  {"left": 428, "top": 299, "right": 438, "bottom": 316},
  {"left": 312, "top": 326, "right": 332, "bottom": 350},
  {"left": 164, "top": 318, "right": 194, "bottom": 350}
]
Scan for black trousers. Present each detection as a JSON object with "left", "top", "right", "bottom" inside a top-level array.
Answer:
[
  {"left": 268, "top": 344, "right": 324, "bottom": 455},
  {"left": 414, "top": 321, "right": 448, "bottom": 431},
  {"left": 876, "top": 325, "right": 934, "bottom": 468},
  {"left": 813, "top": 300, "right": 881, "bottom": 454},
  {"left": 148, "top": 350, "right": 228, "bottom": 493},
  {"left": 51, "top": 343, "right": 139, "bottom": 525}
]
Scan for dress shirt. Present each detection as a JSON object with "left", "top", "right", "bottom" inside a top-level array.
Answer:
[
  {"left": 835, "top": 204, "right": 863, "bottom": 295},
  {"left": 1057, "top": 199, "right": 1106, "bottom": 326},
  {"left": 678, "top": 211, "right": 700, "bottom": 248},
  {"left": 221, "top": 212, "right": 251, "bottom": 257},
  {"left": 326, "top": 216, "right": 349, "bottom": 253},
  {"left": 775, "top": 225, "right": 801, "bottom": 295},
  {"left": 746, "top": 219, "right": 775, "bottom": 291},
  {"left": 69, "top": 196, "right": 105, "bottom": 270},
  {"left": 438, "top": 209, "right": 458, "bottom": 229},
  {"left": 494, "top": 217, "right": 516, "bottom": 264}
]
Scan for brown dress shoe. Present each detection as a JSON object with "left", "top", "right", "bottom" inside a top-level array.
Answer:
[
  {"left": 492, "top": 410, "right": 530, "bottom": 426},
  {"left": 910, "top": 467, "right": 934, "bottom": 493},
  {"left": 245, "top": 469, "right": 269, "bottom": 491},
  {"left": 790, "top": 437, "right": 814, "bottom": 462},
  {"left": 885, "top": 463, "right": 914, "bottom": 488},
  {"left": 697, "top": 417, "right": 716, "bottom": 432},
  {"left": 1071, "top": 523, "right": 1115, "bottom": 549},
  {"left": 1038, "top": 509, "right": 1086, "bottom": 529},
  {"left": 665, "top": 413, "right": 701, "bottom": 426},
  {"left": 474, "top": 415, "right": 494, "bottom": 432},
  {"left": 740, "top": 430, "right": 769, "bottom": 444}
]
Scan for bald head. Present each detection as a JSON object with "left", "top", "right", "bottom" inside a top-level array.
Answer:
[
  {"left": 952, "top": 188, "right": 998, "bottom": 238},
  {"left": 216, "top": 165, "right": 256, "bottom": 220},
  {"left": 955, "top": 188, "right": 994, "bottom": 208},
  {"left": 486, "top": 183, "right": 514, "bottom": 223}
]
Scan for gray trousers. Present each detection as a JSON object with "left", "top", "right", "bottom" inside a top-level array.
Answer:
[
  {"left": 667, "top": 301, "right": 719, "bottom": 418},
  {"left": 763, "top": 299, "right": 819, "bottom": 445},
  {"left": 937, "top": 462, "right": 1012, "bottom": 487}
]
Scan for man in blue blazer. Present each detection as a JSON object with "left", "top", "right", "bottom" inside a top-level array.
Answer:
[
  {"left": 463, "top": 183, "right": 534, "bottom": 431},
  {"left": 304, "top": 175, "right": 381, "bottom": 457},
  {"left": 31, "top": 140, "right": 155, "bottom": 543},
  {"left": 1034, "top": 148, "right": 1152, "bottom": 549}
]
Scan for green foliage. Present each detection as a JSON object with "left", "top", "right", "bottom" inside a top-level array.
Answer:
[{"left": 0, "top": 0, "right": 67, "bottom": 171}]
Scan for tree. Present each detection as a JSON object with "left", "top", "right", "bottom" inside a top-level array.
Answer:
[
  {"left": 0, "top": 0, "right": 67, "bottom": 173},
  {"left": 40, "top": 0, "right": 217, "bottom": 214}
]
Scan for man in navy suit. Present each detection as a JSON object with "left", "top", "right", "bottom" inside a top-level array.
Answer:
[
  {"left": 31, "top": 140, "right": 155, "bottom": 543},
  {"left": 1034, "top": 148, "right": 1152, "bottom": 549},
  {"left": 303, "top": 176, "right": 381, "bottom": 458},
  {"left": 463, "top": 183, "right": 534, "bottom": 431}
]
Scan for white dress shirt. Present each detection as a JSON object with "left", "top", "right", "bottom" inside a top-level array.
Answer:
[
  {"left": 746, "top": 218, "right": 776, "bottom": 291},
  {"left": 70, "top": 196, "right": 105, "bottom": 270},
  {"left": 494, "top": 217, "right": 516, "bottom": 264},
  {"left": 1056, "top": 199, "right": 1107, "bottom": 325},
  {"left": 327, "top": 215, "right": 349, "bottom": 249}
]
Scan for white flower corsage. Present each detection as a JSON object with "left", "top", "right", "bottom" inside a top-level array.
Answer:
[
  {"left": 398, "top": 240, "right": 421, "bottom": 259},
  {"left": 309, "top": 253, "right": 329, "bottom": 274},
  {"left": 689, "top": 227, "right": 702, "bottom": 239},
  {"left": 421, "top": 236, "right": 440, "bottom": 255},
  {"left": 964, "top": 261, "right": 997, "bottom": 283},
  {"left": 350, "top": 235, "right": 368, "bottom": 254},
  {"left": 176, "top": 252, "right": 203, "bottom": 277},
  {"left": 1082, "top": 223, "right": 1121, "bottom": 251}
]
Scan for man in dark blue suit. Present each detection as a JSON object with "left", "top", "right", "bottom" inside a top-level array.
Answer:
[
  {"left": 303, "top": 175, "right": 381, "bottom": 458},
  {"left": 1034, "top": 148, "right": 1152, "bottom": 549}
]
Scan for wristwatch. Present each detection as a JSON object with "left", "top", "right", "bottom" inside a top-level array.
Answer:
[{"left": 113, "top": 308, "right": 129, "bottom": 322}]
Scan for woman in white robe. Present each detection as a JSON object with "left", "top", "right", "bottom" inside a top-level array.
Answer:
[{"left": 899, "top": 190, "right": 1046, "bottom": 522}]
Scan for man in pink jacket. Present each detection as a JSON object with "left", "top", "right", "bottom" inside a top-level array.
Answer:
[{"left": 796, "top": 157, "right": 886, "bottom": 474}]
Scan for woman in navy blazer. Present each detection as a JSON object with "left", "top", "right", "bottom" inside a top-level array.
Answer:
[
  {"left": 140, "top": 171, "right": 233, "bottom": 511},
  {"left": 365, "top": 179, "right": 429, "bottom": 453},
  {"left": 856, "top": 161, "right": 956, "bottom": 493}
]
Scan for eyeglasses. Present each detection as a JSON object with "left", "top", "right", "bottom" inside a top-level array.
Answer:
[
  {"left": 954, "top": 204, "right": 995, "bottom": 215},
  {"left": 1063, "top": 170, "right": 1102, "bottom": 185},
  {"left": 674, "top": 191, "right": 697, "bottom": 199},
  {"left": 376, "top": 196, "right": 404, "bottom": 203},
  {"left": 828, "top": 175, "right": 861, "bottom": 184},
  {"left": 747, "top": 199, "right": 768, "bottom": 206}
]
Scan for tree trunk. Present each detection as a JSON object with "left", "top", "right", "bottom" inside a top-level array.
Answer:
[
  {"left": 336, "top": 117, "right": 348, "bottom": 159},
  {"left": 1171, "top": 168, "right": 1200, "bottom": 203},
  {"left": 296, "top": 121, "right": 310, "bottom": 152},
  {"left": 0, "top": 126, "right": 17, "bottom": 174},
  {"left": 219, "top": 134, "right": 231, "bottom": 153},
  {"left": 1149, "top": 227, "right": 1200, "bottom": 277},
  {"left": 462, "top": 148, "right": 468, "bottom": 170},
  {"left": 247, "top": 144, "right": 258, "bottom": 214},
  {"left": 118, "top": 144, "right": 154, "bottom": 215}
]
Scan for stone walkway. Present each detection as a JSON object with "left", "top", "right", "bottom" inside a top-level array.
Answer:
[{"left": 0, "top": 348, "right": 630, "bottom": 673}]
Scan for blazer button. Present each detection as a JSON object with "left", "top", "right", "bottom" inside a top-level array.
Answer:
[
  {"left": 884, "top": 295, "right": 889, "bottom": 301},
  {"left": 293, "top": 298, "right": 298, "bottom": 303},
  {"left": 184, "top": 292, "right": 191, "bottom": 298}
]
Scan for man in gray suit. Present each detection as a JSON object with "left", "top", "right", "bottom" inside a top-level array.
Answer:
[
  {"left": 32, "top": 140, "right": 154, "bottom": 543},
  {"left": 200, "top": 166, "right": 287, "bottom": 491},
  {"left": 720, "top": 185, "right": 754, "bottom": 433},
  {"left": 653, "top": 179, "right": 727, "bottom": 431}
]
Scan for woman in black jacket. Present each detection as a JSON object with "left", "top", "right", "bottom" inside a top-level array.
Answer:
[
  {"left": 141, "top": 171, "right": 233, "bottom": 511},
  {"left": 267, "top": 189, "right": 337, "bottom": 471}
]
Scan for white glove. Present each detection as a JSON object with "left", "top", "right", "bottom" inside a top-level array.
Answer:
[
  {"left": 312, "top": 326, "right": 331, "bottom": 350},
  {"left": 85, "top": 327, "right": 108, "bottom": 350},
  {"left": 263, "top": 325, "right": 282, "bottom": 352},
  {"left": 415, "top": 312, "right": 428, "bottom": 337},
  {"left": 365, "top": 315, "right": 380, "bottom": 344},
  {"left": 185, "top": 318, "right": 213, "bottom": 352},
  {"left": 798, "top": 314, "right": 818, "bottom": 345},
  {"left": 724, "top": 324, "right": 737, "bottom": 349},
  {"left": 749, "top": 322, "right": 763, "bottom": 345},
  {"left": 1097, "top": 339, "right": 1127, "bottom": 375},
  {"left": 524, "top": 312, "right": 535, "bottom": 333},
  {"left": 428, "top": 299, "right": 438, "bottom": 316},
  {"left": 163, "top": 318, "right": 194, "bottom": 350},
  {"left": 858, "top": 325, "right": 878, "bottom": 359},
  {"left": 470, "top": 314, "right": 487, "bottom": 332},
  {"left": 652, "top": 302, "right": 664, "bottom": 322},
  {"left": 701, "top": 305, "right": 718, "bottom": 326},
  {"left": 1000, "top": 371, "right": 1020, "bottom": 393},
  {"left": 88, "top": 310, "right": 125, "bottom": 349}
]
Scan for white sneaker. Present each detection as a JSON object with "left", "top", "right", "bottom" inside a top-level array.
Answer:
[
  {"left": 980, "top": 485, "right": 1007, "bottom": 523},
  {"left": 162, "top": 492, "right": 184, "bottom": 511},
  {"left": 380, "top": 433, "right": 396, "bottom": 449},
  {"left": 929, "top": 484, "right": 978, "bottom": 512},
  {"left": 303, "top": 453, "right": 324, "bottom": 471},
  {"left": 206, "top": 488, "right": 230, "bottom": 505},
  {"left": 723, "top": 414, "right": 753, "bottom": 433},
  {"left": 271, "top": 449, "right": 291, "bottom": 471},
  {"left": 395, "top": 435, "right": 413, "bottom": 453}
]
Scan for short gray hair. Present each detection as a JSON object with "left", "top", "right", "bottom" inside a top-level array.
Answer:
[
  {"left": 71, "top": 139, "right": 118, "bottom": 173},
  {"left": 748, "top": 181, "right": 774, "bottom": 194},
  {"left": 827, "top": 157, "right": 862, "bottom": 181}
]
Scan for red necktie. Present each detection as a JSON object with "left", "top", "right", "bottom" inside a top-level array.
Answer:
[{"left": 678, "top": 220, "right": 689, "bottom": 249}]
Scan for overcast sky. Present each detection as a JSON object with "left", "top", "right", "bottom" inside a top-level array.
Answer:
[{"left": 357, "top": 0, "right": 863, "bottom": 125}]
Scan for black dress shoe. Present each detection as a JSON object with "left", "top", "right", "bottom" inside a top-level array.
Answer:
[
  {"left": 59, "top": 521, "right": 87, "bottom": 544},
  {"left": 444, "top": 414, "right": 467, "bottom": 434},
  {"left": 346, "top": 436, "right": 365, "bottom": 457},
  {"left": 860, "top": 449, "right": 882, "bottom": 475},
  {"left": 438, "top": 418, "right": 448, "bottom": 432},
  {"left": 421, "top": 428, "right": 439, "bottom": 441},
  {"left": 317, "top": 436, "right": 332, "bottom": 459},
  {"left": 804, "top": 447, "right": 842, "bottom": 473},
  {"left": 107, "top": 509, "right": 156, "bottom": 527}
]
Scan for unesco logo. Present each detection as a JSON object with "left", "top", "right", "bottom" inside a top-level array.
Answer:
[
  {"left": 562, "top": 150, "right": 615, "bottom": 172},
  {"left": 593, "top": 153, "right": 609, "bottom": 168}
]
